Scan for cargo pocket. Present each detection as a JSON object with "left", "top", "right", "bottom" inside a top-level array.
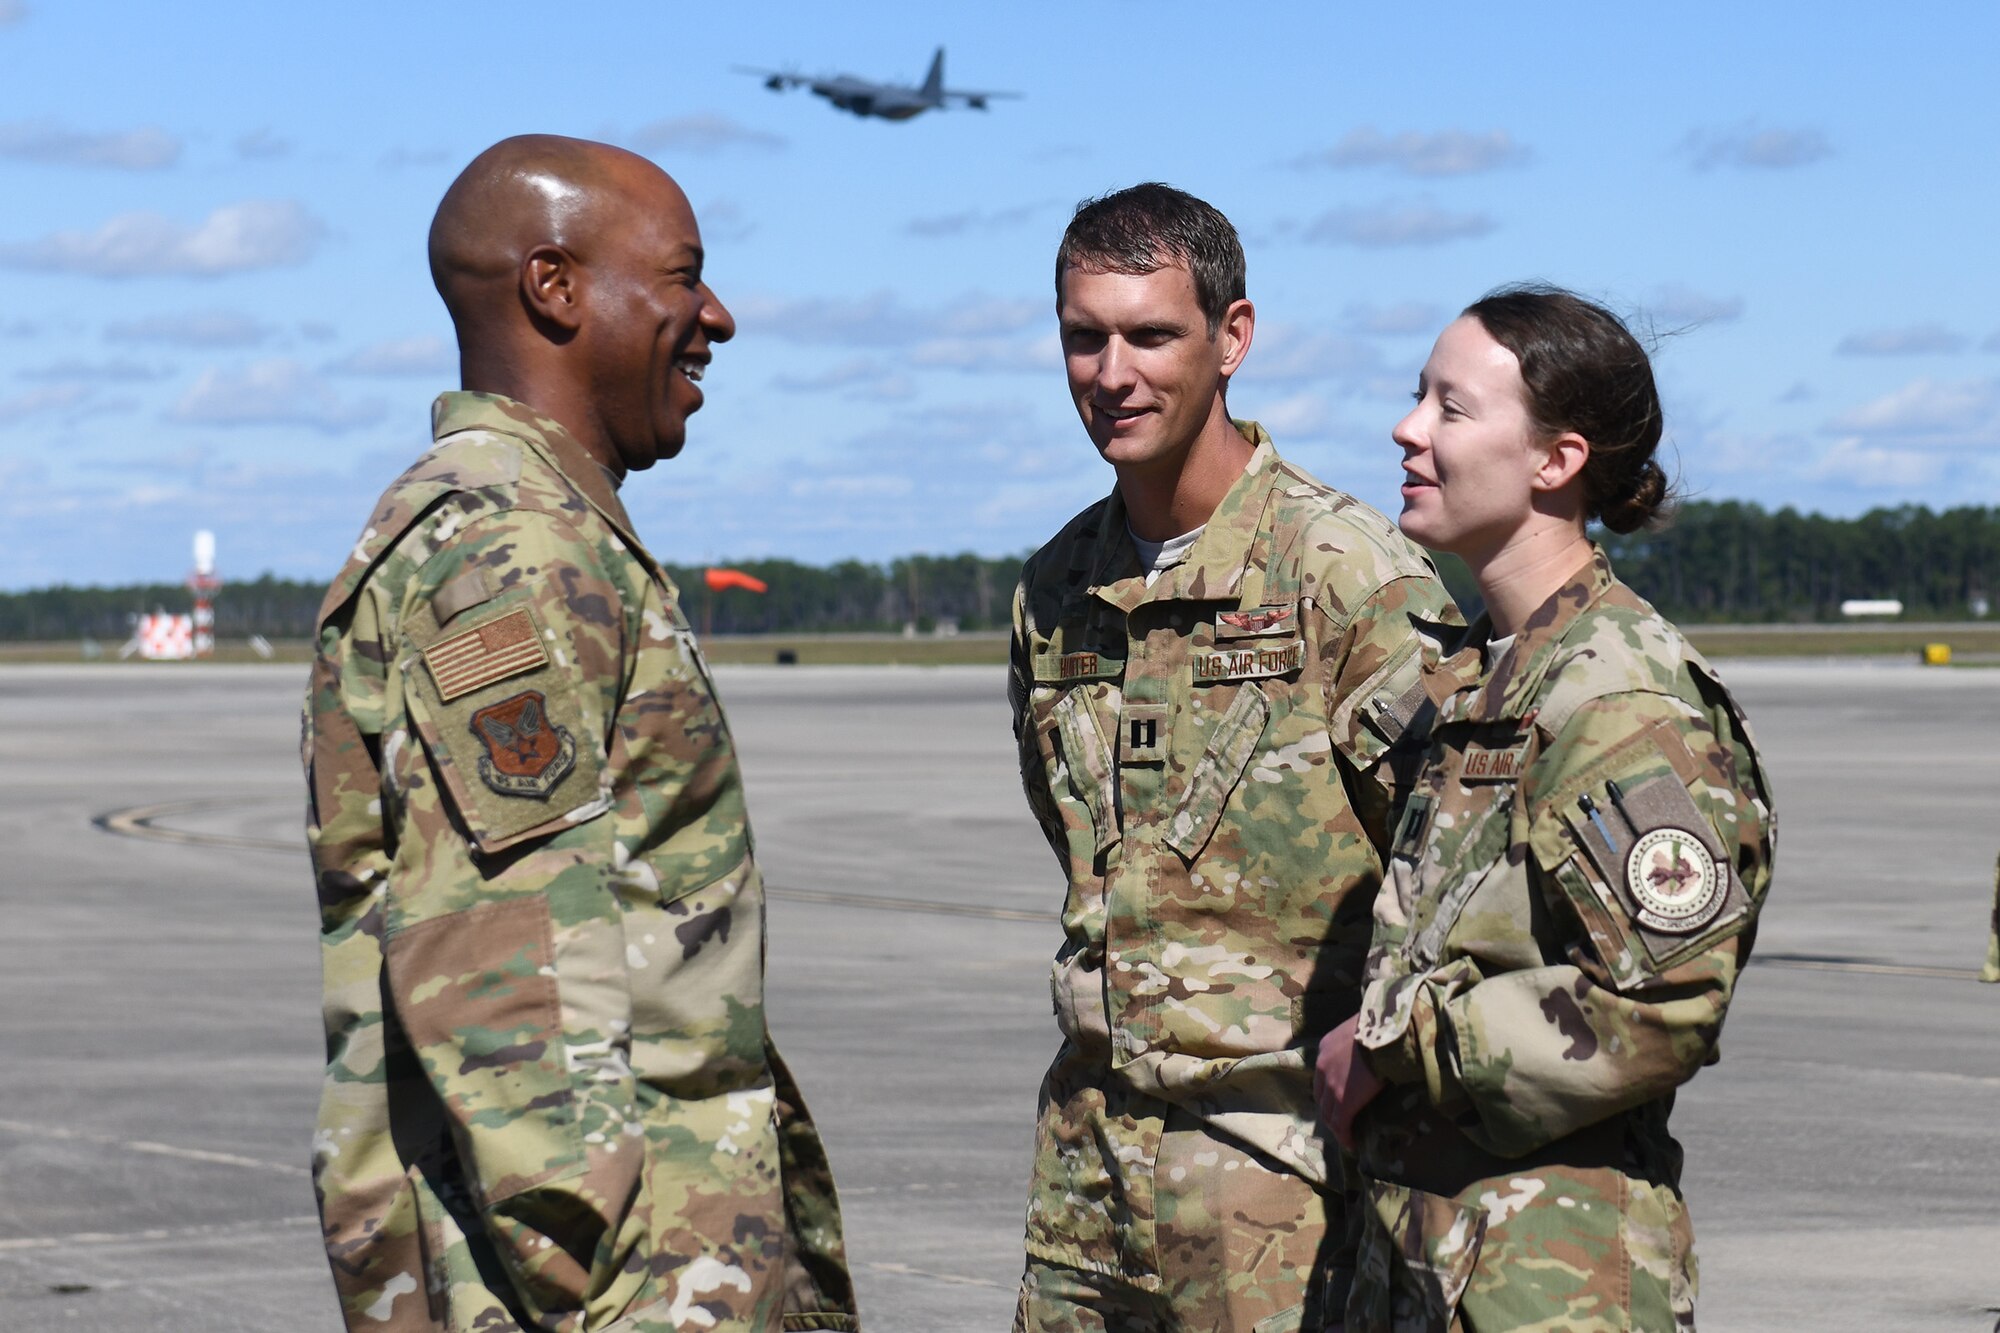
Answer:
[
  {"left": 385, "top": 896, "right": 585, "bottom": 1207},
  {"left": 1347, "top": 1178, "right": 1486, "bottom": 1331},
  {"left": 1165, "top": 685, "right": 1269, "bottom": 862}
]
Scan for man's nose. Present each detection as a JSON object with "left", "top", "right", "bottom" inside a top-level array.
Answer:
[
  {"left": 700, "top": 284, "right": 736, "bottom": 344},
  {"left": 1095, "top": 338, "right": 1138, "bottom": 394}
]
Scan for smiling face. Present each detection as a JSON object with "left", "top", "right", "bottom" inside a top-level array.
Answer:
[
  {"left": 1058, "top": 263, "right": 1241, "bottom": 474},
  {"left": 1391, "top": 315, "right": 1551, "bottom": 561},
  {"left": 583, "top": 177, "right": 735, "bottom": 471}
]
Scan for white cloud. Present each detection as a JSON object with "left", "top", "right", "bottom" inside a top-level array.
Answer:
[
  {"left": 0, "top": 119, "right": 179, "bottom": 169},
  {"left": 328, "top": 335, "right": 454, "bottom": 377},
  {"left": 18, "top": 358, "right": 166, "bottom": 384},
  {"left": 1291, "top": 127, "right": 1529, "bottom": 177},
  {"left": 906, "top": 202, "right": 1045, "bottom": 237},
  {"left": 1302, "top": 200, "right": 1494, "bottom": 248},
  {"left": 773, "top": 358, "right": 916, "bottom": 401},
  {"left": 1648, "top": 285, "right": 1744, "bottom": 327},
  {"left": 1250, "top": 391, "right": 1337, "bottom": 439},
  {"left": 735, "top": 291, "right": 1043, "bottom": 346},
  {"left": 910, "top": 332, "right": 1057, "bottom": 374},
  {"left": 1239, "top": 325, "right": 1383, "bottom": 387},
  {"left": 1825, "top": 375, "right": 2000, "bottom": 446},
  {"left": 0, "top": 383, "right": 90, "bottom": 422},
  {"left": 106, "top": 309, "right": 275, "bottom": 347},
  {"left": 1683, "top": 123, "right": 1832, "bottom": 170},
  {"left": 0, "top": 2, "right": 24, "bottom": 25},
  {"left": 235, "top": 128, "right": 290, "bottom": 161},
  {"left": 381, "top": 146, "right": 451, "bottom": 170},
  {"left": 1343, "top": 301, "right": 1443, "bottom": 337},
  {"left": 1802, "top": 437, "right": 1946, "bottom": 489},
  {"left": 632, "top": 114, "right": 785, "bottom": 155},
  {"left": 1835, "top": 324, "right": 1968, "bottom": 356},
  {"left": 0, "top": 200, "right": 324, "bottom": 277},
  {"left": 700, "top": 199, "right": 754, "bottom": 244},
  {"left": 168, "top": 359, "right": 383, "bottom": 432}
]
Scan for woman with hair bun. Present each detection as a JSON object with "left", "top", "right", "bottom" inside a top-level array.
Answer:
[{"left": 1314, "top": 286, "right": 1776, "bottom": 1329}]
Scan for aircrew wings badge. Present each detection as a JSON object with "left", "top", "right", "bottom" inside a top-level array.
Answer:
[
  {"left": 469, "top": 690, "right": 576, "bottom": 799},
  {"left": 1218, "top": 605, "right": 1294, "bottom": 636},
  {"left": 1624, "top": 827, "right": 1725, "bottom": 933}
]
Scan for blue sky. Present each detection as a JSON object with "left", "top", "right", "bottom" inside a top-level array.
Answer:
[{"left": 2, "top": 1, "right": 1996, "bottom": 589}]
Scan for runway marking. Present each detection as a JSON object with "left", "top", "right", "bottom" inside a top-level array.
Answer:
[
  {"left": 90, "top": 800, "right": 1989, "bottom": 955},
  {"left": 91, "top": 797, "right": 303, "bottom": 854},
  {"left": 865, "top": 1260, "right": 1004, "bottom": 1289},
  {"left": 91, "top": 798, "right": 1050, "bottom": 923},
  {"left": 0, "top": 1216, "right": 318, "bottom": 1254},
  {"left": 1752, "top": 953, "right": 1983, "bottom": 981},
  {"left": 0, "top": 1118, "right": 309, "bottom": 1178}
]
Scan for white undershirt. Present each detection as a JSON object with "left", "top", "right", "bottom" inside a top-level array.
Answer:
[
  {"left": 1131, "top": 524, "right": 1206, "bottom": 587},
  {"left": 1484, "top": 632, "right": 1518, "bottom": 671}
]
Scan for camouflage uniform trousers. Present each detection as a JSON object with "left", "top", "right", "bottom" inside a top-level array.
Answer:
[
  {"left": 1013, "top": 1049, "right": 1340, "bottom": 1333},
  {"left": 1347, "top": 1104, "right": 1696, "bottom": 1331}
]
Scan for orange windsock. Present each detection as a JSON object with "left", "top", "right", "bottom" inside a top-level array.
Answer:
[{"left": 704, "top": 567, "right": 768, "bottom": 594}]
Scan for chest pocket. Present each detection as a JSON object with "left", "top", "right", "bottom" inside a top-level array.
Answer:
[
  {"left": 1400, "top": 761, "right": 1519, "bottom": 968},
  {"left": 1165, "top": 685, "right": 1270, "bottom": 861},
  {"left": 1051, "top": 689, "right": 1122, "bottom": 858}
]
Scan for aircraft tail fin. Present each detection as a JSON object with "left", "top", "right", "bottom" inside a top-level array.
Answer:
[{"left": 920, "top": 46, "right": 944, "bottom": 102}]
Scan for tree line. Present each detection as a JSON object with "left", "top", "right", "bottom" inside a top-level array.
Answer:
[{"left": 3, "top": 501, "right": 1997, "bottom": 642}]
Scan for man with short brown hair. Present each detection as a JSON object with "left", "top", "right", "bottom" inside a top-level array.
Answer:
[
  {"left": 305, "top": 135, "right": 856, "bottom": 1332},
  {"left": 1008, "top": 183, "right": 1456, "bottom": 1331}
]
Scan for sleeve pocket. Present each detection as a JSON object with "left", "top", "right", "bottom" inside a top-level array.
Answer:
[
  {"left": 1166, "top": 686, "right": 1269, "bottom": 862},
  {"left": 1536, "top": 757, "right": 1752, "bottom": 987},
  {"left": 385, "top": 896, "right": 585, "bottom": 1207},
  {"left": 404, "top": 602, "right": 609, "bottom": 856}
]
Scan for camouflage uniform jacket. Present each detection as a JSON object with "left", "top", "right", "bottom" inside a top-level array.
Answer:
[
  {"left": 1008, "top": 425, "right": 1457, "bottom": 1278},
  {"left": 1348, "top": 548, "right": 1775, "bottom": 1330},
  {"left": 304, "top": 393, "right": 857, "bottom": 1333}
]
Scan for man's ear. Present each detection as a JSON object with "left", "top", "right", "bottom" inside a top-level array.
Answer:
[
  {"left": 521, "top": 243, "right": 583, "bottom": 333},
  {"left": 1217, "top": 297, "right": 1255, "bottom": 380},
  {"left": 1532, "top": 430, "right": 1590, "bottom": 493}
]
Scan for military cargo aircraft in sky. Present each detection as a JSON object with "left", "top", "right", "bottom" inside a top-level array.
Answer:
[{"left": 735, "top": 47, "right": 1020, "bottom": 121}]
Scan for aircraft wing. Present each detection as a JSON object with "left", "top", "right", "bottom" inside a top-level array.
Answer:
[
  {"left": 941, "top": 86, "right": 1022, "bottom": 109},
  {"left": 733, "top": 64, "right": 812, "bottom": 91}
]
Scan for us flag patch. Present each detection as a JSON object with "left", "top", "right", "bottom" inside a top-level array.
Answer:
[{"left": 423, "top": 607, "right": 550, "bottom": 701}]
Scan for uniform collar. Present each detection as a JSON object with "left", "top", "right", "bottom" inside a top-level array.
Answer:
[
  {"left": 1087, "top": 421, "right": 1281, "bottom": 614},
  {"left": 1440, "top": 544, "right": 1617, "bottom": 725},
  {"left": 430, "top": 391, "right": 646, "bottom": 553}
]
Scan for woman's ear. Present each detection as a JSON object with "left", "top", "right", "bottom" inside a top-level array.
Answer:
[{"left": 1531, "top": 430, "right": 1590, "bottom": 493}]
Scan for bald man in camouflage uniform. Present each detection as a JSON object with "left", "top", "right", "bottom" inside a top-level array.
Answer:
[
  {"left": 304, "top": 136, "right": 855, "bottom": 1332},
  {"left": 1345, "top": 548, "right": 1775, "bottom": 1329},
  {"left": 1009, "top": 184, "right": 1457, "bottom": 1332}
]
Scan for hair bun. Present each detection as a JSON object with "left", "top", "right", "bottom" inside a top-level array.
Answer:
[{"left": 1600, "top": 460, "right": 1670, "bottom": 534}]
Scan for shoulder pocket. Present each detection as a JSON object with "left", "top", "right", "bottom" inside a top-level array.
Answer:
[
  {"left": 405, "top": 600, "right": 608, "bottom": 855},
  {"left": 1329, "top": 641, "right": 1427, "bottom": 773},
  {"left": 1533, "top": 743, "right": 1751, "bottom": 987}
]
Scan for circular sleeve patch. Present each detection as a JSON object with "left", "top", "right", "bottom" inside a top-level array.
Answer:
[{"left": 1624, "top": 827, "right": 1725, "bottom": 933}]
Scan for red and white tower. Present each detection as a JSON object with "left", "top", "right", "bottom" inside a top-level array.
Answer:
[{"left": 188, "top": 529, "right": 221, "bottom": 659}]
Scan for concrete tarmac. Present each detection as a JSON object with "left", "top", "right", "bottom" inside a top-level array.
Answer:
[{"left": 0, "top": 660, "right": 1994, "bottom": 1330}]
